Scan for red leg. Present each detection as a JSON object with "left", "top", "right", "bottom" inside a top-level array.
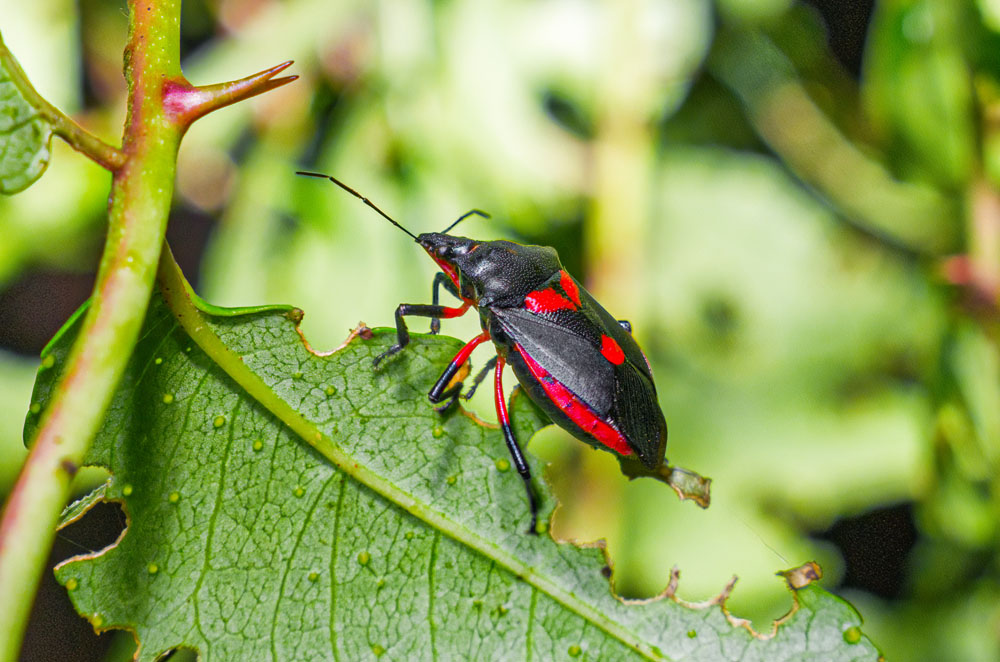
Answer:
[
  {"left": 430, "top": 300, "right": 472, "bottom": 334},
  {"left": 440, "top": 301, "right": 472, "bottom": 319},
  {"left": 493, "top": 356, "right": 539, "bottom": 534},
  {"left": 428, "top": 331, "right": 490, "bottom": 404}
]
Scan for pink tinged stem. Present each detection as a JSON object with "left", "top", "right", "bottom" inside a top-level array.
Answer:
[{"left": 0, "top": 14, "right": 298, "bottom": 662}]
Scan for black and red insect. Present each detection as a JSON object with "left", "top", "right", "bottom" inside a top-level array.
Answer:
[{"left": 298, "top": 172, "right": 667, "bottom": 533}]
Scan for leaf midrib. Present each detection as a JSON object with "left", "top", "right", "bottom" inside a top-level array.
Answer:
[{"left": 155, "top": 252, "right": 666, "bottom": 661}]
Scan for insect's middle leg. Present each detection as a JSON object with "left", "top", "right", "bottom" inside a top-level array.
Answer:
[
  {"left": 493, "top": 355, "right": 539, "bottom": 534},
  {"left": 374, "top": 300, "right": 472, "bottom": 367},
  {"left": 428, "top": 331, "right": 491, "bottom": 408}
]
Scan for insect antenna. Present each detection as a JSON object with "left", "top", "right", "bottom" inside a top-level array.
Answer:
[
  {"left": 296, "top": 171, "right": 418, "bottom": 240},
  {"left": 440, "top": 208, "right": 490, "bottom": 235}
]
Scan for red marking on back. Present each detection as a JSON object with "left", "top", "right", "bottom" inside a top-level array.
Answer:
[
  {"left": 516, "top": 344, "right": 632, "bottom": 456},
  {"left": 559, "top": 270, "right": 581, "bottom": 307},
  {"left": 600, "top": 335, "right": 625, "bottom": 365},
  {"left": 524, "top": 288, "right": 575, "bottom": 314}
]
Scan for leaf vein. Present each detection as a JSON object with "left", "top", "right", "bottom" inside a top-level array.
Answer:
[
  {"left": 329, "top": 476, "right": 347, "bottom": 662},
  {"left": 428, "top": 529, "right": 441, "bottom": 661},
  {"left": 268, "top": 471, "right": 337, "bottom": 661},
  {"left": 526, "top": 585, "right": 537, "bottom": 662},
  {"left": 103, "top": 314, "right": 175, "bottom": 462},
  {"left": 190, "top": 394, "right": 241, "bottom": 658}
]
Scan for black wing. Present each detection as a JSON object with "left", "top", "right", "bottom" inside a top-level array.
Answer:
[
  {"left": 491, "top": 299, "right": 666, "bottom": 468},
  {"left": 493, "top": 307, "right": 615, "bottom": 413}
]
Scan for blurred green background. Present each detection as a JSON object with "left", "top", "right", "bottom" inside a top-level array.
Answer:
[{"left": 4, "top": 0, "right": 1000, "bottom": 659}]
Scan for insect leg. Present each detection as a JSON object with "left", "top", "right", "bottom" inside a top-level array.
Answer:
[
  {"left": 430, "top": 272, "right": 462, "bottom": 335},
  {"left": 428, "top": 331, "right": 491, "bottom": 407},
  {"left": 462, "top": 356, "right": 498, "bottom": 400},
  {"left": 618, "top": 320, "right": 632, "bottom": 334},
  {"left": 374, "top": 302, "right": 472, "bottom": 367},
  {"left": 494, "top": 355, "right": 539, "bottom": 534}
]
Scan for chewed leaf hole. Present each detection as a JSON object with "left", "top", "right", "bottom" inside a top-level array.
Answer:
[
  {"left": 19, "top": 499, "right": 131, "bottom": 661},
  {"left": 57, "top": 499, "right": 127, "bottom": 560},
  {"left": 32, "top": 296, "right": 878, "bottom": 660}
]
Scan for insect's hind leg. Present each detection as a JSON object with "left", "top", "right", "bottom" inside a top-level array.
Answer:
[
  {"left": 493, "top": 355, "right": 539, "bottom": 534},
  {"left": 462, "top": 356, "right": 498, "bottom": 400}
]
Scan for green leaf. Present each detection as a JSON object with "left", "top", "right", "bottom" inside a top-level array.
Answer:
[
  {"left": 0, "top": 34, "right": 53, "bottom": 194},
  {"left": 710, "top": 27, "right": 960, "bottom": 255},
  {"left": 29, "top": 295, "right": 880, "bottom": 661},
  {"left": 862, "top": 0, "right": 975, "bottom": 188}
]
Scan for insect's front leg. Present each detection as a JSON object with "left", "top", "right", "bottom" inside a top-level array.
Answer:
[
  {"left": 430, "top": 272, "right": 462, "bottom": 335},
  {"left": 375, "top": 301, "right": 474, "bottom": 367},
  {"left": 375, "top": 304, "right": 444, "bottom": 367}
]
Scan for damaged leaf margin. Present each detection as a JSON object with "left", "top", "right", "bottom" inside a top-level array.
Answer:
[
  {"left": 33, "top": 249, "right": 880, "bottom": 661},
  {"left": 54, "top": 484, "right": 137, "bottom": 643}
]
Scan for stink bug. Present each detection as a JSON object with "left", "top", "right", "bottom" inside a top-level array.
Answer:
[{"left": 298, "top": 172, "right": 667, "bottom": 533}]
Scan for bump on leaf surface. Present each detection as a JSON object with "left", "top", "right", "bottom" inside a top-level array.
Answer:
[{"left": 27, "top": 296, "right": 882, "bottom": 661}]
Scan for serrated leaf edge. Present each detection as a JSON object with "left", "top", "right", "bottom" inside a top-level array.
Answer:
[
  {"left": 53, "top": 250, "right": 874, "bottom": 661},
  {"left": 54, "top": 486, "right": 142, "bottom": 654},
  {"left": 549, "top": 511, "right": 841, "bottom": 646}
]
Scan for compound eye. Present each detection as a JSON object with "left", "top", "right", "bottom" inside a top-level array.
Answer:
[{"left": 436, "top": 245, "right": 450, "bottom": 258}]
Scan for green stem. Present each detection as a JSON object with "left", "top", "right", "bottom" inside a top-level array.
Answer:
[
  {"left": 0, "top": 4, "right": 184, "bottom": 660},
  {"left": 0, "top": 31, "right": 125, "bottom": 172},
  {"left": 710, "top": 27, "right": 960, "bottom": 256},
  {"left": 0, "top": 9, "right": 297, "bottom": 654}
]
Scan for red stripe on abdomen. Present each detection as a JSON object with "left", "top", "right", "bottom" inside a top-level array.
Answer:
[{"left": 515, "top": 344, "right": 632, "bottom": 457}]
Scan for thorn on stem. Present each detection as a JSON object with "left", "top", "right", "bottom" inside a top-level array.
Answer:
[{"left": 162, "top": 60, "right": 298, "bottom": 126}]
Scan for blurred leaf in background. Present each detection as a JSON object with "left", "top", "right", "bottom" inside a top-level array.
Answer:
[{"left": 6, "top": 0, "right": 1000, "bottom": 660}]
